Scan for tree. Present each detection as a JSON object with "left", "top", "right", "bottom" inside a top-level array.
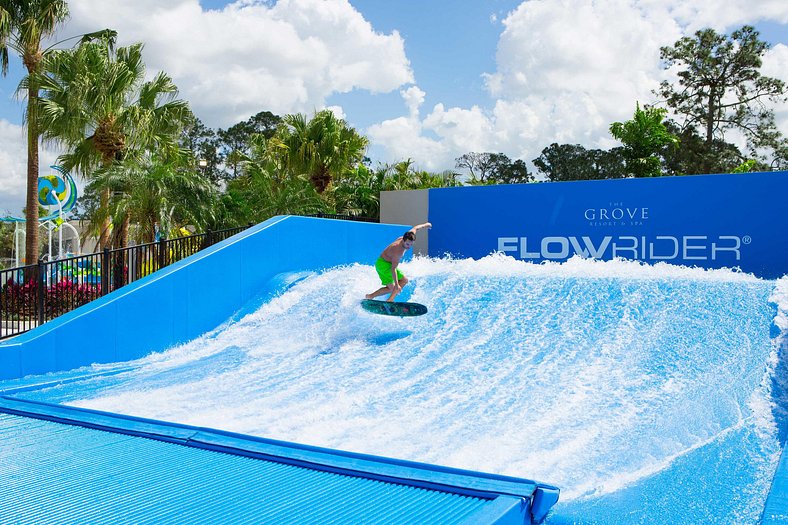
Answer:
[
  {"left": 455, "top": 152, "right": 533, "bottom": 185},
  {"left": 773, "top": 142, "right": 788, "bottom": 171},
  {"left": 656, "top": 25, "right": 787, "bottom": 172},
  {"left": 455, "top": 152, "right": 498, "bottom": 183},
  {"left": 331, "top": 164, "right": 382, "bottom": 218},
  {"left": 222, "top": 134, "right": 325, "bottom": 225},
  {"left": 181, "top": 112, "right": 223, "bottom": 183},
  {"left": 0, "top": 221, "right": 14, "bottom": 267},
  {"left": 660, "top": 120, "right": 745, "bottom": 176},
  {"left": 272, "top": 110, "right": 368, "bottom": 193},
  {"left": 412, "top": 169, "right": 462, "bottom": 189},
  {"left": 533, "top": 143, "right": 626, "bottom": 182},
  {"left": 218, "top": 110, "right": 280, "bottom": 179},
  {"left": 609, "top": 103, "right": 679, "bottom": 177},
  {"left": 37, "top": 38, "right": 191, "bottom": 248},
  {"left": 89, "top": 153, "right": 216, "bottom": 244},
  {"left": 380, "top": 159, "right": 421, "bottom": 190},
  {"left": 0, "top": 0, "right": 69, "bottom": 264}
]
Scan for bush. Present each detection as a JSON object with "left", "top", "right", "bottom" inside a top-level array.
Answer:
[{"left": 1, "top": 277, "right": 100, "bottom": 319}]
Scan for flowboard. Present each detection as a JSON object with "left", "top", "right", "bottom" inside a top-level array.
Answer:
[{"left": 361, "top": 299, "right": 427, "bottom": 317}]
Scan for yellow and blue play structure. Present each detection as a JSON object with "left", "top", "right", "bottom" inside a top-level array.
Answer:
[{"left": 1, "top": 166, "right": 80, "bottom": 264}]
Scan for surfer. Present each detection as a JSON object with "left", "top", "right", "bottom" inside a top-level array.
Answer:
[{"left": 365, "top": 222, "right": 431, "bottom": 302}]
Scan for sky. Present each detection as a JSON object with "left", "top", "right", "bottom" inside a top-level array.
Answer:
[{"left": 1, "top": 0, "right": 787, "bottom": 215}]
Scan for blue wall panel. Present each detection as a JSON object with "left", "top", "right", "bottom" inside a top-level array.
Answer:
[
  {"left": 0, "top": 216, "right": 406, "bottom": 381},
  {"left": 0, "top": 345, "right": 19, "bottom": 378},
  {"left": 428, "top": 171, "right": 788, "bottom": 279}
]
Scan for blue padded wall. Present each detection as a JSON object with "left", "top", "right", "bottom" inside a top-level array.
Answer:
[
  {"left": 0, "top": 216, "right": 407, "bottom": 381},
  {"left": 428, "top": 171, "right": 788, "bottom": 279}
]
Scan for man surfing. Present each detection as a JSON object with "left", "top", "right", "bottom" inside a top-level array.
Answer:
[{"left": 365, "top": 222, "right": 431, "bottom": 302}]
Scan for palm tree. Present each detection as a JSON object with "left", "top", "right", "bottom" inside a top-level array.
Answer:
[
  {"left": 35, "top": 37, "right": 190, "bottom": 248},
  {"left": 91, "top": 153, "right": 217, "bottom": 244},
  {"left": 272, "top": 110, "right": 368, "bottom": 193},
  {"left": 381, "top": 159, "right": 421, "bottom": 190},
  {"left": 0, "top": 0, "right": 69, "bottom": 265},
  {"left": 331, "top": 164, "right": 382, "bottom": 218},
  {"left": 223, "top": 134, "right": 326, "bottom": 224}
]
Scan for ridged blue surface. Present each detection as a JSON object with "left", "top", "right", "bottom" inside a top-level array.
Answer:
[{"left": 0, "top": 411, "right": 505, "bottom": 524}]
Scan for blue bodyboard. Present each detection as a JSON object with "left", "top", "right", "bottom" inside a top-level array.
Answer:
[{"left": 361, "top": 299, "right": 427, "bottom": 317}]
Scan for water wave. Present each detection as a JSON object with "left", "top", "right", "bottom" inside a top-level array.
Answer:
[{"left": 18, "top": 255, "right": 784, "bottom": 522}]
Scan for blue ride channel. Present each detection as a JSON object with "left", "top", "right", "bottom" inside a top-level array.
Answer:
[{"left": 1, "top": 215, "right": 786, "bottom": 523}]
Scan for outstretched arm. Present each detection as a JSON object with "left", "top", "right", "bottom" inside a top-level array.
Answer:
[{"left": 408, "top": 222, "right": 432, "bottom": 234}]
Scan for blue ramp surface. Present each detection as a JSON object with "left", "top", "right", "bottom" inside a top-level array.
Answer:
[{"left": 0, "top": 397, "right": 557, "bottom": 524}]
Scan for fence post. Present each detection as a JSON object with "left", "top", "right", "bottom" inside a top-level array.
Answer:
[
  {"left": 101, "top": 248, "right": 110, "bottom": 296},
  {"left": 158, "top": 238, "right": 166, "bottom": 269},
  {"left": 37, "top": 257, "right": 46, "bottom": 326},
  {"left": 206, "top": 229, "right": 213, "bottom": 248}
]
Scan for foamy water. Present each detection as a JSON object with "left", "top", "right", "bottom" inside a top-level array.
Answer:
[{"left": 14, "top": 255, "right": 787, "bottom": 524}]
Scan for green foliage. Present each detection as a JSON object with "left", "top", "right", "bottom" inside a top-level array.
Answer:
[
  {"left": 656, "top": 25, "right": 787, "bottom": 172},
  {"left": 38, "top": 38, "right": 191, "bottom": 172},
  {"left": 455, "top": 152, "right": 533, "bottom": 185},
  {"left": 772, "top": 143, "right": 788, "bottom": 171},
  {"left": 329, "top": 160, "right": 460, "bottom": 219},
  {"left": 331, "top": 164, "right": 382, "bottom": 218},
  {"left": 271, "top": 110, "right": 368, "bottom": 193},
  {"left": 220, "top": 134, "right": 326, "bottom": 226},
  {"left": 180, "top": 110, "right": 282, "bottom": 184},
  {"left": 0, "top": 0, "right": 70, "bottom": 266},
  {"left": 0, "top": 0, "right": 69, "bottom": 74},
  {"left": 731, "top": 159, "right": 759, "bottom": 174},
  {"left": 0, "top": 222, "right": 14, "bottom": 267},
  {"left": 218, "top": 111, "right": 281, "bottom": 179},
  {"left": 533, "top": 144, "right": 626, "bottom": 181},
  {"left": 88, "top": 153, "right": 218, "bottom": 244},
  {"left": 660, "top": 120, "right": 746, "bottom": 175},
  {"left": 609, "top": 103, "right": 678, "bottom": 177},
  {"left": 181, "top": 112, "right": 223, "bottom": 183},
  {"left": 36, "top": 35, "right": 192, "bottom": 247}
]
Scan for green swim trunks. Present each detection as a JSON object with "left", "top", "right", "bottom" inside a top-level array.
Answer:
[{"left": 375, "top": 257, "right": 403, "bottom": 285}]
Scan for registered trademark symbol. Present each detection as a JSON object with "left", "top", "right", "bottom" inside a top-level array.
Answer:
[{"left": 742, "top": 236, "right": 752, "bottom": 244}]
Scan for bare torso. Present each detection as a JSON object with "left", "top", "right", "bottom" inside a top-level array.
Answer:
[{"left": 380, "top": 239, "right": 406, "bottom": 265}]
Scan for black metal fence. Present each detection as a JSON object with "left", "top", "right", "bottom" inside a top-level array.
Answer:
[
  {"left": 0, "top": 215, "right": 375, "bottom": 341},
  {"left": 0, "top": 225, "right": 250, "bottom": 341}
]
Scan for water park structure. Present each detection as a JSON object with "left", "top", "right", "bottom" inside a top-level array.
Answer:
[
  {"left": 1, "top": 166, "right": 81, "bottom": 266},
  {"left": 0, "top": 171, "right": 786, "bottom": 524}
]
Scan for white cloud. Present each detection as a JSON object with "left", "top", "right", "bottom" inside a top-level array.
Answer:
[
  {"left": 401, "top": 85, "right": 425, "bottom": 118},
  {"left": 367, "top": 87, "right": 448, "bottom": 169},
  {"left": 423, "top": 104, "right": 496, "bottom": 155},
  {"left": 324, "top": 105, "right": 346, "bottom": 121},
  {"left": 0, "top": 121, "right": 27, "bottom": 216},
  {"left": 762, "top": 44, "right": 788, "bottom": 137},
  {"left": 663, "top": 0, "right": 788, "bottom": 30},
  {"left": 369, "top": 0, "right": 788, "bottom": 170},
  {"left": 0, "top": 121, "right": 62, "bottom": 216},
  {"left": 62, "top": 0, "right": 413, "bottom": 128}
]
